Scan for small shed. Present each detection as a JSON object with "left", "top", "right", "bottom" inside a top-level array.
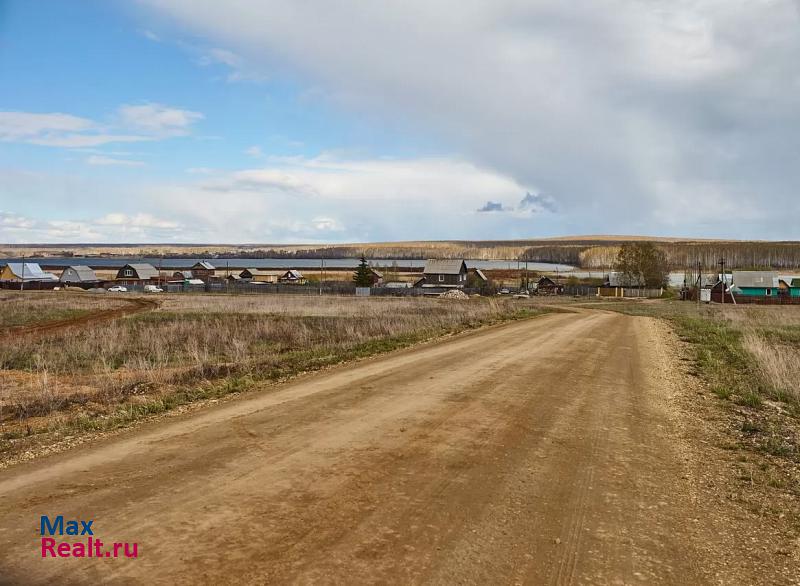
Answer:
[
  {"left": 172, "top": 270, "right": 193, "bottom": 280},
  {"left": 60, "top": 265, "right": 99, "bottom": 285},
  {"left": 421, "top": 259, "right": 468, "bottom": 288}
]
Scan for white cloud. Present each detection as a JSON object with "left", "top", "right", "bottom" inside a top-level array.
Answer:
[
  {"left": 0, "top": 211, "right": 37, "bottom": 230},
  {"left": 196, "top": 47, "right": 268, "bottom": 82},
  {"left": 245, "top": 145, "right": 264, "bottom": 158},
  {"left": 0, "top": 156, "right": 540, "bottom": 243},
  {"left": 86, "top": 155, "right": 146, "bottom": 167},
  {"left": 117, "top": 103, "right": 203, "bottom": 137},
  {"left": 311, "top": 217, "right": 342, "bottom": 231},
  {"left": 0, "top": 103, "right": 203, "bottom": 148},
  {"left": 140, "top": 29, "right": 161, "bottom": 42},
  {"left": 141, "top": 155, "right": 545, "bottom": 242},
  {"left": 2, "top": 147, "right": 794, "bottom": 243},
  {"left": 0, "top": 210, "right": 184, "bottom": 243},
  {"left": 95, "top": 213, "right": 180, "bottom": 229},
  {"left": 138, "top": 0, "right": 800, "bottom": 237},
  {"left": 0, "top": 112, "right": 92, "bottom": 140}
]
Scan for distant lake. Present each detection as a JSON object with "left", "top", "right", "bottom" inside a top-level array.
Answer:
[{"left": 0, "top": 256, "right": 577, "bottom": 272}]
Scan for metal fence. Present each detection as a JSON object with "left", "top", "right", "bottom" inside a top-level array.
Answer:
[
  {"left": 597, "top": 287, "right": 664, "bottom": 298},
  {"left": 563, "top": 285, "right": 597, "bottom": 297}
]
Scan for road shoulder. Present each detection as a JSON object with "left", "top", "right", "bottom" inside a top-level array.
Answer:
[{"left": 640, "top": 316, "right": 799, "bottom": 583}]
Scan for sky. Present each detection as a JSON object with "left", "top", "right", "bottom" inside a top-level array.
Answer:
[{"left": 1, "top": 0, "right": 799, "bottom": 244}]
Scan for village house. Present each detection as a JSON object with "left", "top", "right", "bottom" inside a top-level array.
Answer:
[
  {"left": 59, "top": 265, "right": 100, "bottom": 287},
  {"left": 731, "top": 271, "right": 780, "bottom": 297},
  {"left": 535, "top": 276, "right": 563, "bottom": 295},
  {"left": 365, "top": 268, "right": 384, "bottom": 286},
  {"left": 279, "top": 269, "right": 306, "bottom": 284},
  {"left": 191, "top": 261, "right": 216, "bottom": 281},
  {"left": 239, "top": 268, "right": 282, "bottom": 283},
  {"left": 0, "top": 262, "right": 58, "bottom": 283},
  {"left": 115, "top": 263, "right": 161, "bottom": 286},
  {"left": 418, "top": 259, "right": 468, "bottom": 288},
  {"left": 778, "top": 276, "right": 800, "bottom": 298},
  {"left": 172, "top": 270, "right": 193, "bottom": 280},
  {"left": 468, "top": 269, "right": 488, "bottom": 288}
]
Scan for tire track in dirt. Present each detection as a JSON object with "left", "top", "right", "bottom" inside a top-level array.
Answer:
[{"left": 0, "top": 297, "right": 158, "bottom": 339}]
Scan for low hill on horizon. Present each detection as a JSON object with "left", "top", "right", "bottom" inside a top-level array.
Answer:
[{"left": 3, "top": 237, "right": 800, "bottom": 270}]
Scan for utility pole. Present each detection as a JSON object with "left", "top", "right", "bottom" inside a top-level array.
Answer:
[
  {"left": 525, "top": 258, "right": 528, "bottom": 292},
  {"left": 697, "top": 259, "right": 701, "bottom": 310},
  {"left": 20, "top": 254, "right": 25, "bottom": 292},
  {"left": 319, "top": 257, "right": 323, "bottom": 296},
  {"left": 719, "top": 257, "right": 725, "bottom": 306}
]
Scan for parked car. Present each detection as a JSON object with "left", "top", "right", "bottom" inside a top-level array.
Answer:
[
  {"left": 108, "top": 285, "right": 127, "bottom": 292},
  {"left": 144, "top": 285, "right": 163, "bottom": 293},
  {"left": 499, "top": 288, "right": 510, "bottom": 295}
]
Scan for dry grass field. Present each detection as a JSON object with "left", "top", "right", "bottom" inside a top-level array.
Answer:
[
  {"left": 0, "top": 292, "right": 127, "bottom": 328},
  {"left": 727, "top": 307, "right": 800, "bottom": 402},
  {"left": 0, "top": 292, "right": 543, "bottom": 464}
]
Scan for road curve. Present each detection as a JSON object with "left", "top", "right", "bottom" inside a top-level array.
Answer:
[
  {"left": 0, "top": 296, "right": 158, "bottom": 340},
  {"left": 0, "top": 310, "right": 760, "bottom": 584}
]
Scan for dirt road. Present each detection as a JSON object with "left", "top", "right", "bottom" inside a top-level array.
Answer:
[
  {"left": 0, "top": 310, "right": 787, "bottom": 584},
  {"left": 0, "top": 296, "right": 157, "bottom": 340}
]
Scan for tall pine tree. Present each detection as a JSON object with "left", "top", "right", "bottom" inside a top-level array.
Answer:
[{"left": 353, "top": 256, "right": 373, "bottom": 287}]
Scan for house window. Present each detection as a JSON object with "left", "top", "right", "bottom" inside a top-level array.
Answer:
[
  {"left": 124, "top": 269, "right": 133, "bottom": 277},
  {"left": 766, "top": 288, "right": 772, "bottom": 296},
  {"left": 439, "top": 274, "right": 444, "bottom": 282}
]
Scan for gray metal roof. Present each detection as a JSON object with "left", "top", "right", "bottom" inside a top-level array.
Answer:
[
  {"left": 120, "top": 263, "right": 160, "bottom": 279},
  {"left": 423, "top": 259, "right": 467, "bottom": 275},
  {"left": 61, "top": 265, "right": 98, "bottom": 282},
  {"left": 733, "top": 271, "right": 779, "bottom": 288},
  {"left": 3, "top": 262, "right": 58, "bottom": 281}
]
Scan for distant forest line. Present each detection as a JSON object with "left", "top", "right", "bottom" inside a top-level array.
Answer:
[{"left": 4, "top": 239, "right": 800, "bottom": 270}]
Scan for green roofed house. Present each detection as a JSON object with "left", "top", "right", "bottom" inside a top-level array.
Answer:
[{"left": 731, "top": 271, "right": 779, "bottom": 297}]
